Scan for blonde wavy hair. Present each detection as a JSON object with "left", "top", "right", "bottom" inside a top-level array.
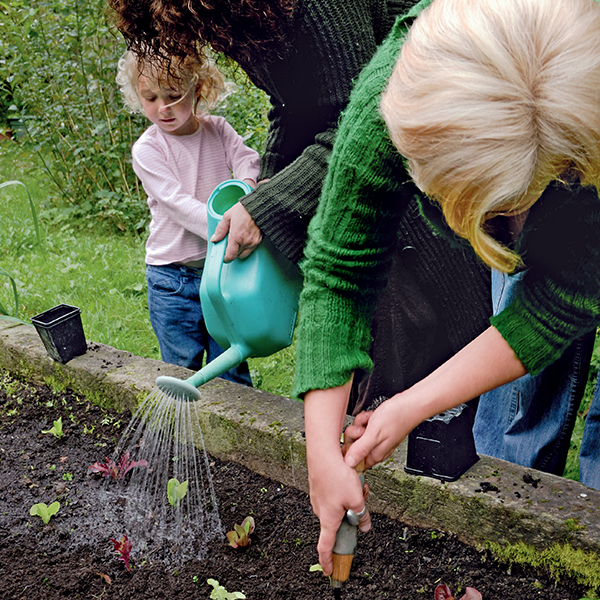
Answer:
[
  {"left": 116, "top": 49, "right": 231, "bottom": 116},
  {"left": 381, "top": 0, "right": 600, "bottom": 272}
]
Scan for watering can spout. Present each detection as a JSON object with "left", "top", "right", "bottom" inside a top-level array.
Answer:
[{"left": 156, "top": 345, "right": 250, "bottom": 400}]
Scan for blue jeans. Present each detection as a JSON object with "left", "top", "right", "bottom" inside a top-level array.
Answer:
[
  {"left": 473, "top": 269, "right": 598, "bottom": 488},
  {"left": 146, "top": 264, "right": 252, "bottom": 386},
  {"left": 579, "top": 376, "right": 600, "bottom": 489}
]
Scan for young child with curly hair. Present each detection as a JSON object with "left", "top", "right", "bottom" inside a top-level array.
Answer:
[{"left": 116, "top": 50, "right": 259, "bottom": 384}]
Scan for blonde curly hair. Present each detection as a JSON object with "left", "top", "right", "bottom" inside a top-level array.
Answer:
[
  {"left": 382, "top": 0, "right": 600, "bottom": 272},
  {"left": 116, "top": 49, "right": 231, "bottom": 116}
]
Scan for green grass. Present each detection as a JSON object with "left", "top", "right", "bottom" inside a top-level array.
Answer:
[{"left": 0, "top": 143, "right": 297, "bottom": 398}]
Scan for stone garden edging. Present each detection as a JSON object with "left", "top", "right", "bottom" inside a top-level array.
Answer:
[{"left": 1, "top": 321, "right": 599, "bottom": 588}]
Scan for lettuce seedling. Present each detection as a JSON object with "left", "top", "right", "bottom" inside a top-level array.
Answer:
[
  {"left": 227, "top": 516, "right": 255, "bottom": 549},
  {"left": 42, "top": 417, "right": 63, "bottom": 439},
  {"left": 30, "top": 501, "right": 60, "bottom": 524},
  {"left": 110, "top": 534, "right": 133, "bottom": 572},
  {"left": 207, "top": 578, "right": 246, "bottom": 599},
  {"left": 88, "top": 452, "right": 148, "bottom": 480},
  {"left": 167, "top": 477, "right": 188, "bottom": 506},
  {"left": 435, "top": 584, "right": 482, "bottom": 600}
]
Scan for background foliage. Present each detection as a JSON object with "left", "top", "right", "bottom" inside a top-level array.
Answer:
[{"left": 0, "top": 0, "right": 270, "bottom": 236}]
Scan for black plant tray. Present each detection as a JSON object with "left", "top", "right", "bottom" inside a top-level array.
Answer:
[
  {"left": 31, "top": 304, "right": 87, "bottom": 363},
  {"left": 405, "top": 403, "right": 479, "bottom": 482}
]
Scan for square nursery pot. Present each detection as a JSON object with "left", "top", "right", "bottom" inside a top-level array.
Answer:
[
  {"left": 405, "top": 403, "right": 479, "bottom": 482},
  {"left": 31, "top": 304, "right": 87, "bottom": 363}
]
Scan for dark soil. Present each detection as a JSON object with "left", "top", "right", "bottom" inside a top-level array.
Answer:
[{"left": 0, "top": 370, "right": 588, "bottom": 600}]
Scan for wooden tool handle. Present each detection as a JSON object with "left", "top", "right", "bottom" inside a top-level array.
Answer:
[
  {"left": 331, "top": 551, "right": 354, "bottom": 584},
  {"left": 331, "top": 455, "right": 366, "bottom": 585}
]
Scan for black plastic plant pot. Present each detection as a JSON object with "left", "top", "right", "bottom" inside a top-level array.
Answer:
[
  {"left": 31, "top": 304, "right": 87, "bottom": 363},
  {"left": 404, "top": 403, "right": 479, "bottom": 482}
]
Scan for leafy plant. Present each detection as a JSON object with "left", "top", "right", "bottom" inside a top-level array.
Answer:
[
  {"left": 167, "top": 477, "right": 188, "bottom": 507},
  {"left": 434, "top": 584, "right": 482, "bottom": 600},
  {"left": 110, "top": 534, "right": 133, "bottom": 572},
  {"left": 1, "top": 0, "right": 148, "bottom": 234},
  {"left": 42, "top": 416, "right": 64, "bottom": 439},
  {"left": 207, "top": 578, "right": 246, "bottom": 600},
  {"left": 88, "top": 452, "right": 148, "bottom": 480},
  {"left": 0, "top": 0, "right": 270, "bottom": 237},
  {"left": 30, "top": 501, "right": 60, "bottom": 524},
  {"left": 227, "top": 516, "right": 255, "bottom": 549}
]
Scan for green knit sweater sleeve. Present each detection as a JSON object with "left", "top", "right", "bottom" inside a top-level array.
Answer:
[
  {"left": 491, "top": 183, "right": 600, "bottom": 375},
  {"left": 293, "top": 11, "right": 429, "bottom": 397}
]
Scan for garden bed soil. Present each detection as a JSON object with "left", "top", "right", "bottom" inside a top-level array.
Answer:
[{"left": 0, "top": 372, "right": 589, "bottom": 600}]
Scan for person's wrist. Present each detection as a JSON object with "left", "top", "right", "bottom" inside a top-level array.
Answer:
[{"left": 397, "top": 387, "right": 442, "bottom": 431}]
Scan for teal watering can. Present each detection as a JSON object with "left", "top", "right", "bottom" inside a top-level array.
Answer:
[{"left": 156, "top": 180, "right": 303, "bottom": 400}]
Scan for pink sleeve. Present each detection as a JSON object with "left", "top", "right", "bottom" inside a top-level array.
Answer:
[{"left": 218, "top": 118, "right": 261, "bottom": 183}]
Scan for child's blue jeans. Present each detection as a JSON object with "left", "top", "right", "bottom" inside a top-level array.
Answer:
[
  {"left": 146, "top": 263, "right": 252, "bottom": 387},
  {"left": 473, "top": 269, "right": 599, "bottom": 489}
]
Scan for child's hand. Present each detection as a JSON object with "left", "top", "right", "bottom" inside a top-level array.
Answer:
[
  {"left": 210, "top": 202, "right": 262, "bottom": 262},
  {"left": 308, "top": 448, "right": 370, "bottom": 576},
  {"left": 344, "top": 393, "right": 422, "bottom": 470}
]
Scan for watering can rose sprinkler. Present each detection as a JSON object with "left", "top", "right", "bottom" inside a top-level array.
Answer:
[{"left": 155, "top": 179, "right": 303, "bottom": 401}]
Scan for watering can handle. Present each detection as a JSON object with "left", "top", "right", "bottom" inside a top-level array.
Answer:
[{"left": 205, "top": 235, "right": 238, "bottom": 343}]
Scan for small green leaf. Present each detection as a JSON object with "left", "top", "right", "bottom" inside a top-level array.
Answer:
[
  {"left": 207, "top": 579, "right": 246, "bottom": 600},
  {"left": 167, "top": 478, "right": 188, "bottom": 506},
  {"left": 42, "top": 417, "right": 64, "bottom": 439},
  {"left": 30, "top": 501, "right": 60, "bottom": 524}
]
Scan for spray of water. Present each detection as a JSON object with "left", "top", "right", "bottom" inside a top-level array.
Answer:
[{"left": 102, "top": 388, "right": 223, "bottom": 565}]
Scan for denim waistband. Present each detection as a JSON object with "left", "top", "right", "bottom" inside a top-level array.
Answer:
[{"left": 146, "top": 261, "right": 205, "bottom": 275}]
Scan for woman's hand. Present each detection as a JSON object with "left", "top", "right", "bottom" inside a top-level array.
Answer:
[
  {"left": 308, "top": 444, "right": 370, "bottom": 575},
  {"left": 304, "top": 383, "right": 371, "bottom": 576},
  {"left": 210, "top": 201, "right": 263, "bottom": 262}
]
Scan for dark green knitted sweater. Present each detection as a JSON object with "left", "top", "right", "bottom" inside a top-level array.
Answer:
[
  {"left": 294, "top": 2, "right": 600, "bottom": 396},
  {"left": 239, "top": 0, "right": 418, "bottom": 265}
]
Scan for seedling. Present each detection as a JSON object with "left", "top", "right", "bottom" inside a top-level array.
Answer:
[
  {"left": 207, "top": 579, "right": 246, "bottom": 599},
  {"left": 167, "top": 477, "right": 188, "bottom": 506},
  {"left": 42, "top": 417, "right": 64, "bottom": 439},
  {"left": 88, "top": 452, "right": 148, "bottom": 480},
  {"left": 434, "top": 584, "right": 482, "bottom": 600},
  {"left": 30, "top": 501, "right": 60, "bottom": 524},
  {"left": 227, "top": 516, "right": 255, "bottom": 549},
  {"left": 110, "top": 534, "right": 133, "bottom": 572}
]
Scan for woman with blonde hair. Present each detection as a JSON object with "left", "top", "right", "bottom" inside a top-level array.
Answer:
[
  {"left": 295, "top": 0, "right": 600, "bottom": 575},
  {"left": 381, "top": 0, "right": 600, "bottom": 482}
]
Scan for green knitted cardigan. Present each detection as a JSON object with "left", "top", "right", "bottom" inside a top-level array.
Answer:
[
  {"left": 238, "top": 0, "right": 418, "bottom": 265},
  {"left": 294, "top": 2, "right": 600, "bottom": 397}
]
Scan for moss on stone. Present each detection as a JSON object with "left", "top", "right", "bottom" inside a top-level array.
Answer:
[{"left": 487, "top": 540, "right": 600, "bottom": 597}]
